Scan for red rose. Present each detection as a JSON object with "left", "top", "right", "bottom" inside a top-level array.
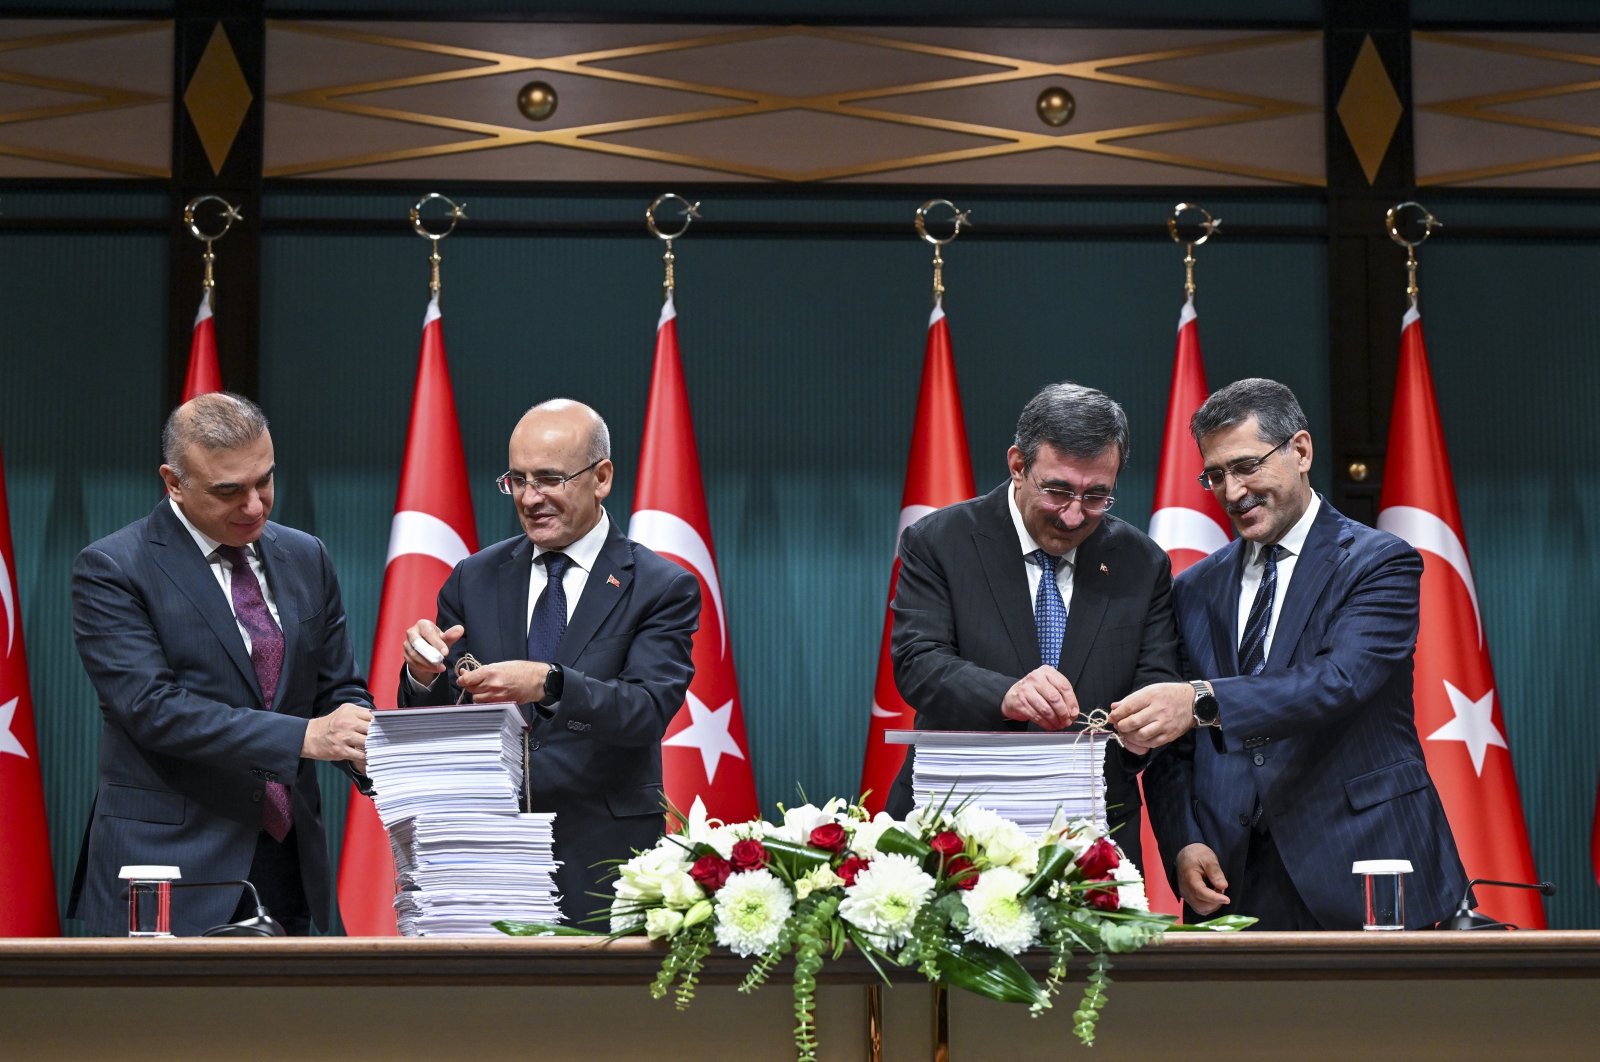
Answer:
[
  {"left": 809, "top": 823, "right": 848, "bottom": 854},
  {"left": 1075, "top": 838, "right": 1121, "bottom": 880},
  {"left": 689, "top": 854, "right": 731, "bottom": 893},
  {"left": 838, "top": 856, "right": 871, "bottom": 886},
  {"left": 1085, "top": 885, "right": 1121, "bottom": 912},
  {"left": 929, "top": 830, "right": 965, "bottom": 859},
  {"left": 729, "top": 839, "right": 770, "bottom": 872},
  {"left": 946, "top": 855, "right": 979, "bottom": 891}
]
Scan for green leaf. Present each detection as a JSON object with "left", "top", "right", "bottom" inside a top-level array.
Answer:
[
  {"left": 1019, "top": 843, "right": 1072, "bottom": 899},
  {"left": 493, "top": 920, "right": 601, "bottom": 936},
  {"left": 875, "top": 826, "right": 933, "bottom": 861},
  {"left": 761, "top": 839, "right": 834, "bottom": 875},
  {"left": 933, "top": 937, "right": 1049, "bottom": 1007}
]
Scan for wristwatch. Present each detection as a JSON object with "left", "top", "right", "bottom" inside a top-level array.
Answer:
[
  {"left": 539, "top": 662, "right": 564, "bottom": 707},
  {"left": 1190, "top": 680, "right": 1220, "bottom": 728}
]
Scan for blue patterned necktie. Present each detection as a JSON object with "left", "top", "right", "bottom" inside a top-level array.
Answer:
[
  {"left": 216, "top": 544, "right": 293, "bottom": 843},
  {"left": 1237, "top": 544, "right": 1283, "bottom": 677},
  {"left": 526, "top": 552, "right": 572, "bottom": 662},
  {"left": 1032, "top": 549, "right": 1068, "bottom": 668}
]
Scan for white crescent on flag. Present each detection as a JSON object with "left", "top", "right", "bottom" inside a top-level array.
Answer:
[
  {"left": 1376, "top": 504, "right": 1484, "bottom": 646},
  {"left": 629, "top": 508, "right": 727, "bottom": 657},
  {"left": 1147, "top": 506, "right": 1230, "bottom": 559},
  {"left": 0, "top": 549, "right": 14, "bottom": 657},
  {"left": 897, "top": 504, "right": 935, "bottom": 548},
  {"left": 384, "top": 510, "right": 472, "bottom": 571}
]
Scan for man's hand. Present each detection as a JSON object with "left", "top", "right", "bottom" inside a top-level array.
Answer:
[
  {"left": 1001, "top": 666, "right": 1080, "bottom": 730},
  {"left": 402, "top": 620, "right": 465, "bottom": 685},
  {"left": 1109, "top": 681, "right": 1198, "bottom": 750},
  {"left": 303, "top": 703, "right": 372, "bottom": 774},
  {"left": 1175, "top": 843, "right": 1230, "bottom": 915},
  {"left": 455, "top": 659, "right": 551, "bottom": 705}
]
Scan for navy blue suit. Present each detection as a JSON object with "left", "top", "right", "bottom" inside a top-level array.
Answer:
[
  {"left": 68, "top": 501, "right": 371, "bottom": 935},
  {"left": 887, "top": 483, "right": 1182, "bottom": 869},
  {"left": 399, "top": 516, "right": 698, "bottom": 925},
  {"left": 1144, "top": 499, "right": 1465, "bottom": 929}
]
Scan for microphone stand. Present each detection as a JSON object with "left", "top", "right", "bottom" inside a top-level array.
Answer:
[
  {"left": 171, "top": 879, "right": 287, "bottom": 936},
  {"left": 1437, "top": 877, "right": 1555, "bottom": 930}
]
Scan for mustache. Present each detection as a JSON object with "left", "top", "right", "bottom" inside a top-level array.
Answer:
[{"left": 1226, "top": 494, "right": 1267, "bottom": 516}]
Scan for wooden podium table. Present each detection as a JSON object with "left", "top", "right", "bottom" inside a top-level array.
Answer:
[{"left": 4, "top": 932, "right": 1597, "bottom": 1060}]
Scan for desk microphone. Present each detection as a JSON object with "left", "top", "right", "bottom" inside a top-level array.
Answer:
[
  {"left": 1438, "top": 877, "right": 1555, "bottom": 930},
  {"left": 172, "top": 879, "right": 287, "bottom": 936}
]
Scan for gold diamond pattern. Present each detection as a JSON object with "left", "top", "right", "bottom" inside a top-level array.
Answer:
[
  {"left": 183, "top": 24, "right": 252, "bottom": 176},
  {"left": 1336, "top": 36, "right": 1402, "bottom": 184}
]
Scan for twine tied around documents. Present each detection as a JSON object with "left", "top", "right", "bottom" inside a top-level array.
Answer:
[{"left": 1070, "top": 708, "right": 1119, "bottom": 832}]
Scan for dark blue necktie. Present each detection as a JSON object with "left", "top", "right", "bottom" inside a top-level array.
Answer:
[
  {"left": 526, "top": 552, "right": 572, "bottom": 663},
  {"left": 1238, "top": 544, "right": 1283, "bottom": 677},
  {"left": 1032, "top": 549, "right": 1068, "bottom": 668}
]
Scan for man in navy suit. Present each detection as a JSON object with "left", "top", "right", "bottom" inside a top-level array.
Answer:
[
  {"left": 402, "top": 398, "right": 698, "bottom": 925},
  {"left": 1111, "top": 378, "right": 1464, "bottom": 929},
  {"left": 70, "top": 393, "right": 373, "bottom": 936},
  {"left": 887, "top": 382, "right": 1181, "bottom": 870}
]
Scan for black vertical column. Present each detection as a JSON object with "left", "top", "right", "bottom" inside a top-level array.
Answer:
[
  {"left": 1324, "top": 0, "right": 1414, "bottom": 525},
  {"left": 167, "top": 2, "right": 264, "bottom": 411}
]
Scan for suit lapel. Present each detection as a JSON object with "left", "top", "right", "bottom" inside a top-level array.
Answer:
[
  {"left": 1059, "top": 521, "right": 1110, "bottom": 685},
  {"left": 973, "top": 485, "right": 1036, "bottom": 675},
  {"left": 498, "top": 538, "right": 535, "bottom": 664},
  {"left": 147, "top": 502, "right": 261, "bottom": 700},
  {"left": 252, "top": 525, "right": 295, "bottom": 710},
  {"left": 1267, "top": 501, "right": 1344, "bottom": 670},
  {"left": 1206, "top": 541, "right": 1248, "bottom": 676},
  {"left": 559, "top": 520, "right": 634, "bottom": 665}
]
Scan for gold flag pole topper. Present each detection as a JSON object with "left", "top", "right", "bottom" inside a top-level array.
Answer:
[
  {"left": 410, "top": 192, "right": 466, "bottom": 297},
  {"left": 1386, "top": 200, "right": 1442, "bottom": 308},
  {"left": 646, "top": 192, "right": 701, "bottom": 301},
  {"left": 915, "top": 199, "right": 970, "bottom": 307},
  {"left": 1167, "top": 201, "right": 1220, "bottom": 300},
  {"left": 183, "top": 194, "right": 241, "bottom": 309}
]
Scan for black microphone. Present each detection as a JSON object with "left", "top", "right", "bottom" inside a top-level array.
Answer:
[
  {"left": 1438, "top": 877, "right": 1556, "bottom": 930},
  {"left": 171, "top": 879, "right": 287, "bottom": 937}
]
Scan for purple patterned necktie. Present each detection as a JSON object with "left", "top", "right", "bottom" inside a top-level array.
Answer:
[{"left": 217, "top": 543, "right": 293, "bottom": 842}]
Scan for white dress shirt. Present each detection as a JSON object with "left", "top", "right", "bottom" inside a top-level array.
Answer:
[
  {"left": 1235, "top": 493, "right": 1321, "bottom": 661},
  {"left": 168, "top": 497, "right": 281, "bottom": 652}
]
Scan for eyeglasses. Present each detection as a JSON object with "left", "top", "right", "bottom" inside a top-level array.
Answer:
[
  {"left": 497, "top": 460, "right": 601, "bottom": 497},
  {"left": 1030, "top": 476, "right": 1115, "bottom": 515},
  {"left": 1197, "top": 436, "right": 1292, "bottom": 491}
]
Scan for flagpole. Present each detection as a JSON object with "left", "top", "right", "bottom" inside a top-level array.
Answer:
[
  {"left": 1385, "top": 200, "right": 1443, "bottom": 309},
  {"left": 914, "top": 198, "right": 971, "bottom": 307},
  {"left": 183, "top": 194, "right": 241, "bottom": 314},
  {"left": 646, "top": 192, "right": 702, "bottom": 303},
  {"left": 1167, "top": 201, "right": 1221, "bottom": 301},
  {"left": 410, "top": 192, "right": 468, "bottom": 301}
]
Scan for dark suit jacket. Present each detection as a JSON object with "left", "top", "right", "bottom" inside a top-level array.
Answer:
[
  {"left": 68, "top": 501, "right": 371, "bottom": 936},
  {"left": 399, "top": 516, "right": 698, "bottom": 925},
  {"left": 887, "top": 483, "right": 1182, "bottom": 868},
  {"left": 1143, "top": 498, "right": 1466, "bottom": 929}
]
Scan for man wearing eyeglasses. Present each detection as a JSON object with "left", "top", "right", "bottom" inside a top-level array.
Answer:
[
  {"left": 1110, "top": 378, "right": 1464, "bottom": 930},
  {"left": 886, "top": 382, "right": 1182, "bottom": 872},
  {"left": 400, "top": 398, "right": 699, "bottom": 925}
]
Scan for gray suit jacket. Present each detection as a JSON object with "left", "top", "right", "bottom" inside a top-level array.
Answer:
[
  {"left": 887, "top": 483, "right": 1182, "bottom": 868},
  {"left": 68, "top": 501, "right": 371, "bottom": 935},
  {"left": 399, "top": 516, "right": 699, "bottom": 925}
]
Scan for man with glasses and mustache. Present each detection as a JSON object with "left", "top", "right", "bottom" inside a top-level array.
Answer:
[
  {"left": 1110, "top": 378, "right": 1463, "bottom": 929},
  {"left": 401, "top": 398, "right": 699, "bottom": 925},
  {"left": 886, "top": 382, "right": 1181, "bottom": 874}
]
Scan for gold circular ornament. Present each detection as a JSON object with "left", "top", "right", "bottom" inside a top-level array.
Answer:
[
  {"left": 1036, "top": 87, "right": 1076, "bottom": 128},
  {"left": 517, "top": 81, "right": 558, "bottom": 122},
  {"left": 1348, "top": 461, "right": 1370, "bottom": 483}
]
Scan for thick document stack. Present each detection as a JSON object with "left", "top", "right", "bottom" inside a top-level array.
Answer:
[
  {"left": 366, "top": 704, "right": 562, "bottom": 935},
  {"left": 887, "top": 730, "right": 1109, "bottom": 837}
]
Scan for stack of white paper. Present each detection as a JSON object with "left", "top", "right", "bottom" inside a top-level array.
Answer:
[
  {"left": 896, "top": 730, "right": 1110, "bottom": 838},
  {"left": 366, "top": 704, "right": 562, "bottom": 936}
]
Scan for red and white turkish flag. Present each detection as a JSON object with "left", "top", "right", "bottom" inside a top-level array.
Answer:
[
  {"left": 337, "top": 293, "right": 478, "bottom": 934},
  {"left": 857, "top": 303, "right": 974, "bottom": 815},
  {"left": 629, "top": 296, "right": 760, "bottom": 823},
  {"left": 1377, "top": 306, "right": 1544, "bottom": 929},
  {"left": 1141, "top": 296, "right": 1231, "bottom": 916},
  {"left": 0, "top": 441, "right": 59, "bottom": 935},
  {"left": 182, "top": 292, "right": 223, "bottom": 400}
]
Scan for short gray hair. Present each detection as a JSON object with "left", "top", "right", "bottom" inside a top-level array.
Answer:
[
  {"left": 1014, "top": 382, "right": 1130, "bottom": 473},
  {"left": 1190, "top": 378, "right": 1308, "bottom": 446},
  {"left": 528, "top": 398, "right": 611, "bottom": 465},
  {"left": 162, "top": 392, "right": 270, "bottom": 482}
]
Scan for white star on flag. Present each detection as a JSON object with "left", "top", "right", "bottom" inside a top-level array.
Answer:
[
  {"left": 1426, "top": 680, "right": 1506, "bottom": 776},
  {"left": 0, "top": 696, "right": 28, "bottom": 760},
  {"left": 664, "top": 690, "right": 744, "bottom": 781}
]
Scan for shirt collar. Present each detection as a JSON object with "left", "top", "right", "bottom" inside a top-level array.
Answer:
[
  {"left": 535, "top": 508, "right": 610, "bottom": 574},
  {"left": 1007, "top": 481, "right": 1077, "bottom": 568},
  {"left": 1254, "top": 492, "right": 1320, "bottom": 565}
]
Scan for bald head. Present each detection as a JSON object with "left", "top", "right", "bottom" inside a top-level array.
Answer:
[
  {"left": 515, "top": 398, "right": 611, "bottom": 466},
  {"left": 506, "top": 398, "right": 613, "bottom": 550}
]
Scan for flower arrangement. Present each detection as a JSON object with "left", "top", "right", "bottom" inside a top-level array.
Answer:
[{"left": 498, "top": 797, "right": 1250, "bottom": 1058}]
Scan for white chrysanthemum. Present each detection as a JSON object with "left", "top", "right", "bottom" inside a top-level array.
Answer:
[
  {"left": 961, "top": 866, "right": 1040, "bottom": 954},
  {"left": 1112, "top": 858, "right": 1148, "bottom": 912},
  {"left": 794, "top": 865, "right": 844, "bottom": 901},
  {"left": 849, "top": 812, "right": 901, "bottom": 857},
  {"left": 645, "top": 907, "right": 685, "bottom": 940},
  {"left": 839, "top": 853, "right": 936, "bottom": 949},
  {"left": 713, "top": 869, "right": 794, "bottom": 957}
]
